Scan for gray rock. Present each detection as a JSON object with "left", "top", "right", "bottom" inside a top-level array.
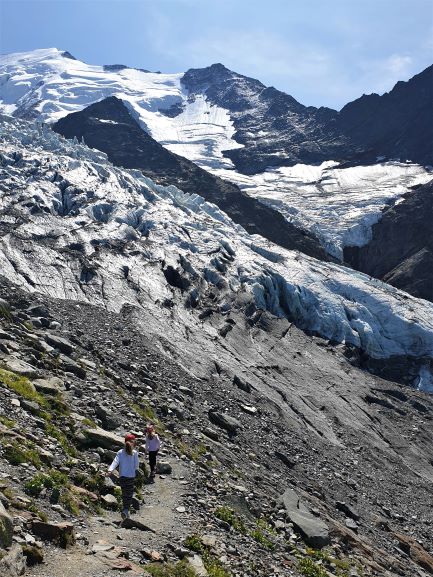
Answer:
[
  {"left": 33, "top": 377, "right": 64, "bottom": 395},
  {"left": 20, "top": 399, "right": 40, "bottom": 413},
  {"left": 3, "top": 357, "right": 38, "bottom": 378},
  {"left": 0, "top": 544, "right": 26, "bottom": 576},
  {"left": 345, "top": 517, "right": 358, "bottom": 532},
  {"left": 202, "top": 427, "right": 219, "bottom": 441},
  {"left": 0, "top": 500, "right": 13, "bottom": 548},
  {"left": 278, "top": 488, "right": 330, "bottom": 548},
  {"left": 201, "top": 534, "right": 217, "bottom": 547},
  {"left": 101, "top": 494, "right": 118, "bottom": 509},
  {"left": 121, "top": 518, "right": 155, "bottom": 532},
  {"left": 187, "top": 554, "right": 208, "bottom": 576},
  {"left": 92, "top": 542, "right": 114, "bottom": 553},
  {"left": 27, "top": 304, "right": 49, "bottom": 318},
  {"left": 156, "top": 461, "right": 172, "bottom": 474},
  {"left": 95, "top": 404, "right": 121, "bottom": 431},
  {"left": 58, "top": 355, "right": 86, "bottom": 379},
  {"left": 31, "top": 521, "right": 75, "bottom": 548},
  {"left": 336, "top": 501, "right": 360, "bottom": 521},
  {"left": 208, "top": 410, "right": 241, "bottom": 434},
  {"left": 83, "top": 427, "right": 124, "bottom": 450},
  {"left": 44, "top": 334, "right": 74, "bottom": 355}
]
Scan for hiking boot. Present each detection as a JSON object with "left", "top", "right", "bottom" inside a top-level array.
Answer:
[{"left": 121, "top": 509, "right": 129, "bottom": 519}]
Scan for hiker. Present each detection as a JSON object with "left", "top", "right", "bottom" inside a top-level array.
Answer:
[
  {"left": 145, "top": 424, "right": 161, "bottom": 480},
  {"left": 106, "top": 433, "right": 139, "bottom": 519}
]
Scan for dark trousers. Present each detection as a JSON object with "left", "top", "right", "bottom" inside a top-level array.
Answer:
[
  {"left": 149, "top": 451, "right": 158, "bottom": 474},
  {"left": 119, "top": 476, "right": 135, "bottom": 510}
]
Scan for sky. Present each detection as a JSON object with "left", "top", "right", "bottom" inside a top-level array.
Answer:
[{"left": 0, "top": 0, "right": 432, "bottom": 109}]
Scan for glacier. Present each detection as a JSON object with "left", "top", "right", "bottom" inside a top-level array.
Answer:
[
  {"left": 1, "top": 48, "right": 431, "bottom": 260},
  {"left": 1, "top": 113, "right": 433, "bottom": 392}
]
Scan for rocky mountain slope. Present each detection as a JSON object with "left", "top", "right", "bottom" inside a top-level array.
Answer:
[
  {"left": 0, "top": 56, "right": 433, "bottom": 576},
  {"left": 1, "top": 276, "right": 432, "bottom": 577}
]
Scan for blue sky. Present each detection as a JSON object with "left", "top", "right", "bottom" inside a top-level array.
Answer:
[{"left": 1, "top": 0, "right": 432, "bottom": 109}]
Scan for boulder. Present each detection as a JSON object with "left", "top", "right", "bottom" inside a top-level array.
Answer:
[
  {"left": 33, "top": 377, "right": 64, "bottom": 395},
  {"left": 278, "top": 488, "right": 330, "bottom": 548},
  {"left": 208, "top": 410, "right": 241, "bottom": 434},
  {"left": 202, "top": 427, "right": 219, "bottom": 441},
  {"left": 101, "top": 494, "right": 118, "bottom": 509},
  {"left": 3, "top": 357, "right": 38, "bottom": 378},
  {"left": 95, "top": 404, "right": 121, "bottom": 431},
  {"left": 187, "top": 554, "right": 208, "bottom": 576},
  {"left": 0, "top": 500, "right": 13, "bottom": 548},
  {"left": 0, "top": 544, "right": 26, "bottom": 576},
  {"left": 156, "top": 461, "right": 172, "bottom": 474},
  {"left": 27, "top": 304, "right": 50, "bottom": 318},
  {"left": 83, "top": 427, "right": 124, "bottom": 449},
  {"left": 336, "top": 501, "right": 360, "bottom": 521},
  {"left": 44, "top": 334, "right": 74, "bottom": 356},
  {"left": 58, "top": 355, "right": 86, "bottom": 379},
  {"left": 31, "top": 521, "right": 76, "bottom": 548},
  {"left": 22, "top": 544, "right": 44, "bottom": 566}
]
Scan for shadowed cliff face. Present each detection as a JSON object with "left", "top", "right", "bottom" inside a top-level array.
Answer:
[
  {"left": 344, "top": 180, "right": 433, "bottom": 302},
  {"left": 335, "top": 65, "right": 433, "bottom": 167},
  {"left": 53, "top": 96, "right": 329, "bottom": 261}
]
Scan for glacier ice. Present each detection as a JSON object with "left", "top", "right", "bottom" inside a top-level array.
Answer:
[{"left": 1, "top": 113, "right": 433, "bottom": 396}]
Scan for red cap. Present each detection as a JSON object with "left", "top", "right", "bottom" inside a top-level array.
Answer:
[{"left": 125, "top": 433, "right": 136, "bottom": 442}]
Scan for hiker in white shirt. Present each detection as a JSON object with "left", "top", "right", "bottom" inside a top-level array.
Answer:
[
  {"left": 106, "top": 433, "right": 139, "bottom": 519},
  {"left": 145, "top": 424, "right": 161, "bottom": 480}
]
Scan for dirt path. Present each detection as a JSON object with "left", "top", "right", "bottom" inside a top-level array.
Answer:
[{"left": 26, "top": 463, "right": 196, "bottom": 577}]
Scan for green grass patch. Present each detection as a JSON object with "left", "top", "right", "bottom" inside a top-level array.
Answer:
[
  {"left": 145, "top": 560, "right": 196, "bottom": 577},
  {"left": 0, "top": 304, "right": 12, "bottom": 320},
  {"left": 25, "top": 474, "right": 54, "bottom": 497},
  {"left": 184, "top": 535, "right": 231, "bottom": 577},
  {"left": 176, "top": 439, "right": 207, "bottom": 462},
  {"left": 3, "top": 440, "right": 42, "bottom": 469},
  {"left": 0, "top": 415, "right": 15, "bottom": 428},
  {"left": 0, "top": 368, "right": 46, "bottom": 405},
  {"left": 45, "top": 423, "right": 77, "bottom": 456},
  {"left": 250, "top": 528, "right": 275, "bottom": 550},
  {"left": 297, "top": 558, "right": 329, "bottom": 577},
  {"left": 59, "top": 488, "right": 80, "bottom": 515},
  {"left": 214, "top": 506, "right": 246, "bottom": 533},
  {"left": 27, "top": 502, "right": 48, "bottom": 522},
  {"left": 81, "top": 417, "right": 97, "bottom": 428},
  {"left": 0, "top": 485, "right": 14, "bottom": 500},
  {"left": 24, "top": 470, "right": 68, "bottom": 497},
  {"left": 184, "top": 534, "right": 203, "bottom": 554},
  {"left": 131, "top": 401, "right": 160, "bottom": 425}
]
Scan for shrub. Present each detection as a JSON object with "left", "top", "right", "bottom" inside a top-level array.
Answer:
[
  {"left": 184, "top": 534, "right": 203, "bottom": 554},
  {"left": 214, "top": 506, "right": 246, "bottom": 533},
  {"left": 24, "top": 474, "right": 54, "bottom": 496},
  {"left": 297, "top": 558, "right": 329, "bottom": 577},
  {"left": 250, "top": 528, "right": 275, "bottom": 550}
]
